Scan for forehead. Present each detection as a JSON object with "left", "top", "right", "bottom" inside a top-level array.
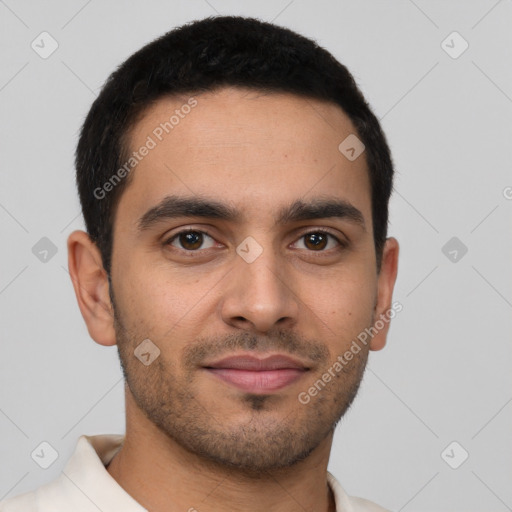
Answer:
[{"left": 116, "top": 87, "right": 371, "bottom": 228}]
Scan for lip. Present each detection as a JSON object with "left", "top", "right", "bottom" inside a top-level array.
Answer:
[
  {"left": 203, "top": 354, "right": 309, "bottom": 393},
  {"left": 205, "top": 354, "right": 308, "bottom": 371}
]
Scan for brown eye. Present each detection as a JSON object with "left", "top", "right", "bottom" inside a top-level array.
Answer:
[
  {"left": 293, "top": 231, "right": 343, "bottom": 252},
  {"left": 166, "top": 230, "right": 215, "bottom": 251},
  {"left": 304, "top": 232, "right": 328, "bottom": 250}
]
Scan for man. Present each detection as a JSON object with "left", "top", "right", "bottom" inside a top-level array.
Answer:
[{"left": 1, "top": 15, "right": 398, "bottom": 512}]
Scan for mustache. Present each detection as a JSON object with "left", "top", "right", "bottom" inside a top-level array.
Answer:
[{"left": 183, "top": 329, "right": 330, "bottom": 369}]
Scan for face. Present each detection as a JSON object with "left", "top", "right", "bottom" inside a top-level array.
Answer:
[{"left": 107, "top": 87, "right": 390, "bottom": 472}]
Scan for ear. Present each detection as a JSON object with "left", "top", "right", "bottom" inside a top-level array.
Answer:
[
  {"left": 370, "top": 237, "right": 399, "bottom": 351},
  {"left": 67, "top": 230, "right": 116, "bottom": 346}
]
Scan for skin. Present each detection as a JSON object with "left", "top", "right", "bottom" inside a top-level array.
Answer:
[{"left": 68, "top": 86, "right": 399, "bottom": 512}]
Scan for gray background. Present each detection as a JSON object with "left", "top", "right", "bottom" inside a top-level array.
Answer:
[{"left": 1, "top": 1, "right": 511, "bottom": 510}]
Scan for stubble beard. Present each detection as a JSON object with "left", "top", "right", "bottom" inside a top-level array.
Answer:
[{"left": 112, "top": 301, "right": 370, "bottom": 476}]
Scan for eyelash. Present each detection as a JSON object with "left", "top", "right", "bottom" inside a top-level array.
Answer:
[{"left": 163, "top": 228, "right": 347, "bottom": 253}]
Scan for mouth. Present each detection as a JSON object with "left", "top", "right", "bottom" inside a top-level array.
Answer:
[{"left": 202, "top": 354, "right": 310, "bottom": 394}]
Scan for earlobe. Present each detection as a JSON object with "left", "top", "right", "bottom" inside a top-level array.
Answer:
[
  {"left": 67, "top": 230, "right": 117, "bottom": 347},
  {"left": 370, "top": 237, "right": 399, "bottom": 352}
]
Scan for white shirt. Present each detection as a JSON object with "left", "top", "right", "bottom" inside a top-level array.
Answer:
[{"left": 0, "top": 434, "right": 389, "bottom": 512}]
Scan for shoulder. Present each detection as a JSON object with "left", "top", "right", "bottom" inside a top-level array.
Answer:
[
  {"left": 0, "top": 490, "right": 37, "bottom": 512},
  {"left": 349, "top": 495, "right": 391, "bottom": 512}
]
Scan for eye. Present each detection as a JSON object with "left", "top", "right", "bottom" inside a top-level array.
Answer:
[
  {"left": 165, "top": 230, "right": 216, "bottom": 251},
  {"left": 292, "top": 230, "right": 344, "bottom": 251}
]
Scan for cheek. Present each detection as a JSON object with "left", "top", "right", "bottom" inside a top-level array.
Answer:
[
  {"left": 114, "top": 257, "right": 218, "bottom": 337},
  {"left": 303, "top": 264, "right": 376, "bottom": 343}
]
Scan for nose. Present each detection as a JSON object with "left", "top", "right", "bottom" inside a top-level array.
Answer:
[{"left": 220, "top": 243, "right": 300, "bottom": 334}]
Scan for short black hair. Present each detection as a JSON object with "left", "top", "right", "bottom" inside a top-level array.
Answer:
[{"left": 75, "top": 15, "right": 394, "bottom": 274}]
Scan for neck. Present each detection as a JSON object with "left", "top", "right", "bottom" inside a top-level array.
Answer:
[{"left": 107, "top": 389, "right": 337, "bottom": 512}]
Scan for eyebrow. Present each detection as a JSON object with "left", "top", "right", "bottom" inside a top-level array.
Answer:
[{"left": 137, "top": 195, "right": 366, "bottom": 232}]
